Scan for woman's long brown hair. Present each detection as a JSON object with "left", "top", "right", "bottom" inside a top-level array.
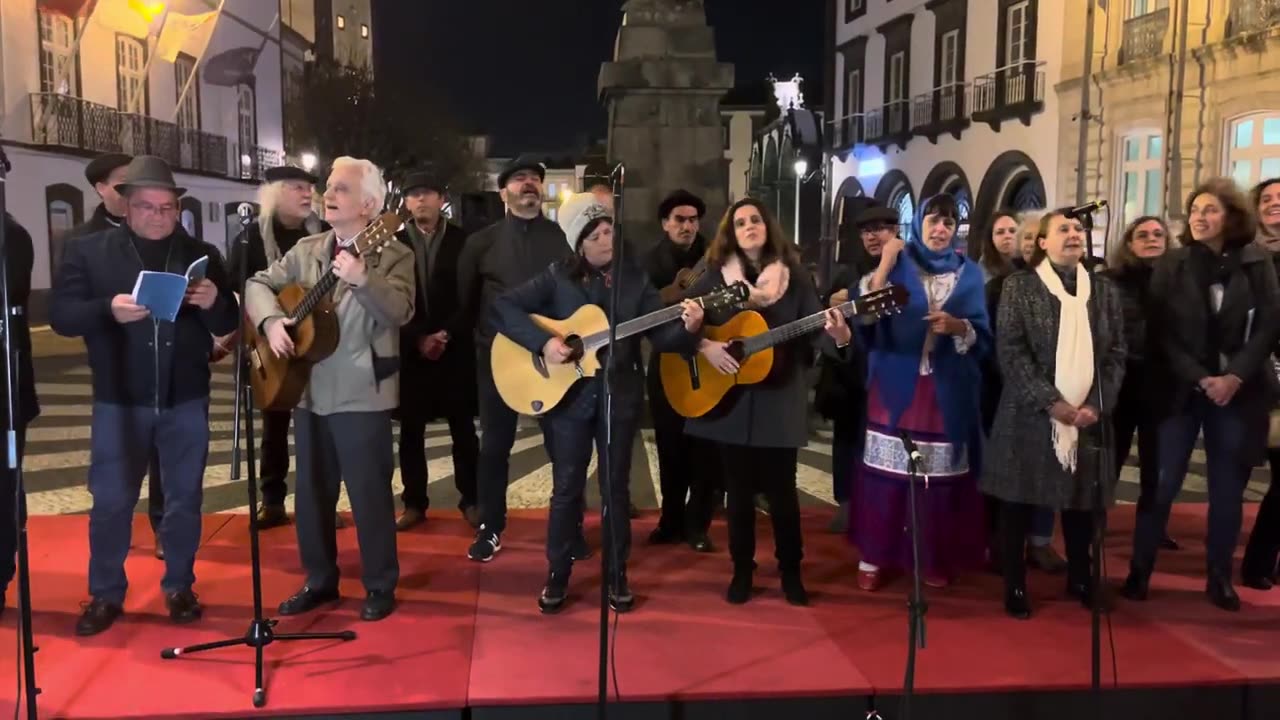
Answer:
[
  {"left": 705, "top": 197, "right": 799, "bottom": 270},
  {"left": 1182, "top": 177, "right": 1256, "bottom": 250}
]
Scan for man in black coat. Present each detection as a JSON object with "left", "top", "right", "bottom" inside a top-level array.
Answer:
[
  {"left": 457, "top": 156, "right": 572, "bottom": 562},
  {"left": 49, "top": 156, "right": 240, "bottom": 636},
  {"left": 0, "top": 211, "right": 40, "bottom": 617},
  {"left": 644, "top": 190, "right": 718, "bottom": 552},
  {"left": 394, "top": 171, "right": 479, "bottom": 531},
  {"left": 224, "top": 165, "right": 326, "bottom": 528}
]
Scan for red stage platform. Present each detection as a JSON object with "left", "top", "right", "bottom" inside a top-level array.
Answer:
[{"left": 0, "top": 505, "right": 1277, "bottom": 720}]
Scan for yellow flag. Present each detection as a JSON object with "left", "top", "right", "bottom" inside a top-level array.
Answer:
[
  {"left": 155, "top": 10, "right": 218, "bottom": 62},
  {"left": 93, "top": 0, "right": 165, "bottom": 38}
]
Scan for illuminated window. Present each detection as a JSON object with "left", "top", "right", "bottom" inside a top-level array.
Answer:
[
  {"left": 336, "top": 14, "right": 346, "bottom": 30},
  {"left": 1226, "top": 113, "right": 1280, "bottom": 188},
  {"left": 361, "top": 24, "right": 369, "bottom": 39},
  {"left": 1119, "top": 131, "right": 1163, "bottom": 226}
]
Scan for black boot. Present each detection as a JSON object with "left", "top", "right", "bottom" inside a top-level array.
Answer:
[
  {"left": 539, "top": 571, "right": 569, "bottom": 614},
  {"left": 1120, "top": 567, "right": 1150, "bottom": 602},
  {"left": 726, "top": 565, "right": 753, "bottom": 604},
  {"left": 1004, "top": 585, "right": 1031, "bottom": 620},
  {"left": 1206, "top": 572, "right": 1241, "bottom": 612},
  {"left": 609, "top": 570, "right": 634, "bottom": 613},
  {"left": 780, "top": 569, "right": 809, "bottom": 606}
]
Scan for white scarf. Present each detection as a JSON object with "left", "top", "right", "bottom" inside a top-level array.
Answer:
[{"left": 1035, "top": 261, "right": 1094, "bottom": 472}]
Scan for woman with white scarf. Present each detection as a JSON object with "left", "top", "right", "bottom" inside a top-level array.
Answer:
[{"left": 981, "top": 209, "right": 1127, "bottom": 620}]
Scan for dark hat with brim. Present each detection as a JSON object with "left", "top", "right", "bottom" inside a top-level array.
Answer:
[
  {"left": 85, "top": 152, "right": 132, "bottom": 187},
  {"left": 856, "top": 205, "right": 900, "bottom": 227},
  {"left": 113, "top": 155, "right": 186, "bottom": 197},
  {"left": 497, "top": 155, "right": 546, "bottom": 189},
  {"left": 264, "top": 165, "right": 317, "bottom": 185},
  {"left": 402, "top": 171, "right": 447, "bottom": 195},
  {"left": 658, "top": 189, "right": 706, "bottom": 221}
]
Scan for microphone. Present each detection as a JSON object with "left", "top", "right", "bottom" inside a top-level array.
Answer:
[
  {"left": 1065, "top": 199, "right": 1108, "bottom": 219},
  {"left": 237, "top": 202, "right": 256, "bottom": 226}
]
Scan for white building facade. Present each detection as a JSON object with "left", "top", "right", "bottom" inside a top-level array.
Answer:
[
  {"left": 0, "top": 0, "right": 291, "bottom": 319},
  {"left": 827, "top": 0, "right": 1064, "bottom": 253}
]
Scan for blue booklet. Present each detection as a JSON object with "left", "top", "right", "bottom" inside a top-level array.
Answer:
[{"left": 131, "top": 256, "right": 210, "bottom": 322}]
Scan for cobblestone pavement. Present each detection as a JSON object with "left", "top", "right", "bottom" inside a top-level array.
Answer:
[{"left": 24, "top": 328, "right": 1262, "bottom": 516}]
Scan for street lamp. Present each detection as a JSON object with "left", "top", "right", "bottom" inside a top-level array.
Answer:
[
  {"left": 793, "top": 159, "right": 808, "bottom": 245},
  {"left": 300, "top": 152, "right": 318, "bottom": 172}
]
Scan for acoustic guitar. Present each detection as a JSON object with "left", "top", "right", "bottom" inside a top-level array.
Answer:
[
  {"left": 659, "top": 285, "right": 909, "bottom": 418},
  {"left": 491, "top": 282, "right": 750, "bottom": 416},
  {"left": 243, "top": 207, "right": 410, "bottom": 411}
]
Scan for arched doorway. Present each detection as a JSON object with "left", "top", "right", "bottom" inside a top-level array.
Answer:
[
  {"left": 180, "top": 196, "right": 203, "bottom": 241},
  {"left": 45, "top": 183, "right": 84, "bottom": 279},
  {"left": 920, "top": 162, "right": 974, "bottom": 252},
  {"left": 973, "top": 151, "right": 1046, "bottom": 242},
  {"left": 875, "top": 170, "right": 915, "bottom": 242}
]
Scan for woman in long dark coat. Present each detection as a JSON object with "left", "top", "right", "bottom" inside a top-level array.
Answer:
[{"left": 981, "top": 208, "right": 1127, "bottom": 620}]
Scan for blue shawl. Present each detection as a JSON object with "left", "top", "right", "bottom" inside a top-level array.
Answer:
[{"left": 855, "top": 233, "right": 991, "bottom": 465}]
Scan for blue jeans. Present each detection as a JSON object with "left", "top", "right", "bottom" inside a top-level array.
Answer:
[
  {"left": 1133, "top": 395, "right": 1252, "bottom": 576},
  {"left": 87, "top": 400, "right": 210, "bottom": 604}
]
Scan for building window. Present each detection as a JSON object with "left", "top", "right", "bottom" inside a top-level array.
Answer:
[
  {"left": 889, "top": 51, "right": 906, "bottom": 102},
  {"left": 845, "top": 0, "right": 865, "bottom": 22},
  {"left": 336, "top": 14, "right": 346, "bottom": 30},
  {"left": 46, "top": 183, "right": 83, "bottom": 279},
  {"left": 38, "top": 11, "right": 77, "bottom": 95},
  {"left": 1226, "top": 113, "right": 1280, "bottom": 188},
  {"left": 891, "top": 186, "right": 916, "bottom": 241},
  {"left": 1120, "top": 132, "right": 1164, "bottom": 226},
  {"left": 360, "top": 23, "right": 369, "bottom": 38},
  {"left": 115, "top": 35, "right": 147, "bottom": 113},
  {"left": 940, "top": 30, "right": 960, "bottom": 87},
  {"left": 1006, "top": 1, "right": 1030, "bottom": 66},
  {"left": 174, "top": 55, "right": 200, "bottom": 129},
  {"left": 847, "top": 69, "right": 862, "bottom": 117},
  {"left": 1128, "top": 0, "right": 1169, "bottom": 17}
]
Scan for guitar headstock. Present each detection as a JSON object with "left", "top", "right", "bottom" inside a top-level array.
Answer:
[
  {"left": 699, "top": 281, "right": 750, "bottom": 310},
  {"left": 353, "top": 205, "right": 412, "bottom": 257},
  {"left": 854, "top": 284, "right": 910, "bottom": 319}
]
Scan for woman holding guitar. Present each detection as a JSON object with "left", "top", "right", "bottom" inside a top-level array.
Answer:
[
  {"left": 491, "top": 194, "right": 705, "bottom": 614},
  {"left": 849, "top": 193, "right": 990, "bottom": 592},
  {"left": 679, "top": 198, "right": 851, "bottom": 606}
]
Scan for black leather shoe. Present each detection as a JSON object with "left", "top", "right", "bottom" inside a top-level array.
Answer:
[
  {"left": 647, "top": 525, "right": 684, "bottom": 545},
  {"left": 539, "top": 572, "right": 569, "bottom": 614},
  {"left": 781, "top": 571, "right": 809, "bottom": 606},
  {"left": 1206, "top": 575, "right": 1241, "bottom": 612},
  {"left": 1159, "top": 534, "right": 1180, "bottom": 551},
  {"left": 75, "top": 597, "right": 123, "bottom": 636},
  {"left": 166, "top": 589, "right": 203, "bottom": 624},
  {"left": 571, "top": 534, "right": 593, "bottom": 562},
  {"left": 1120, "top": 570, "right": 1150, "bottom": 601},
  {"left": 689, "top": 534, "right": 714, "bottom": 553},
  {"left": 278, "top": 585, "right": 340, "bottom": 616},
  {"left": 1004, "top": 587, "right": 1031, "bottom": 620},
  {"left": 1242, "top": 573, "right": 1274, "bottom": 591},
  {"left": 609, "top": 573, "right": 634, "bottom": 613},
  {"left": 256, "top": 504, "right": 290, "bottom": 529},
  {"left": 361, "top": 590, "right": 395, "bottom": 621},
  {"left": 726, "top": 569, "right": 752, "bottom": 604}
]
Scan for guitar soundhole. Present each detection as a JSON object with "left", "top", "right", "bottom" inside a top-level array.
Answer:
[
  {"left": 726, "top": 340, "right": 746, "bottom": 362},
  {"left": 565, "top": 335, "right": 585, "bottom": 363}
]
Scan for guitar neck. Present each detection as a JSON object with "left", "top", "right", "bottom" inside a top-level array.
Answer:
[
  {"left": 287, "top": 271, "right": 340, "bottom": 322},
  {"left": 583, "top": 303, "right": 685, "bottom": 350},
  {"left": 740, "top": 300, "right": 858, "bottom": 356}
]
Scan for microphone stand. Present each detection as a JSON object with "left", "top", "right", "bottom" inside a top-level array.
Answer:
[
  {"left": 1079, "top": 208, "right": 1107, "bottom": 714},
  {"left": 0, "top": 147, "right": 40, "bottom": 720},
  {"left": 160, "top": 204, "right": 355, "bottom": 708},
  {"left": 896, "top": 430, "right": 927, "bottom": 720},
  {"left": 596, "top": 162, "right": 627, "bottom": 720}
]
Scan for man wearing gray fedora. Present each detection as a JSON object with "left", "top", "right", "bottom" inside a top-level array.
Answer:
[{"left": 50, "top": 155, "right": 240, "bottom": 636}]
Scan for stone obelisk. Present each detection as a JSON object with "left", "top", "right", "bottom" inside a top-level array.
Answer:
[{"left": 599, "top": 0, "right": 734, "bottom": 250}]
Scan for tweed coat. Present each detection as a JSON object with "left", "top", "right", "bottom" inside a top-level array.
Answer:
[{"left": 980, "top": 266, "right": 1127, "bottom": 510}]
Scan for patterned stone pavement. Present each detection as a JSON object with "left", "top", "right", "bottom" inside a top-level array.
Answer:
[{"left": 23, "top": 329, "right": 1264, "bottom": 516}]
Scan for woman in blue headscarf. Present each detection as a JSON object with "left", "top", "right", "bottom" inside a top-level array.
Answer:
[{"left": 849, "top": 193, "right": 992, "bottom": 591}]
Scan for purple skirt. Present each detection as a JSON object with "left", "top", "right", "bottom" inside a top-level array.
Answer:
[{"left": 848, "top": 375, "right": 986, "bottom": 580}]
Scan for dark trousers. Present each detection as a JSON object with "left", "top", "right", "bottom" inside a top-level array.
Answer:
[
  {"left": 1113, "top": 379, "right": 1160, "bottom": 516},
  {"left": 831, "top": 415, "right": 863, "bottom": 505},
  {"left": 1001, "top": 501, "right": 1093, "bottom": 590},
  {"left": 1134, "top": 395, "right": 1252, "bottom": 577},
  {"left": 649, "top": 374, "right": 718, "bottom": 536},
  {"left": 293, "top": 409, "right": 398, "bottom": 593},
  {"left": 399, "top": 410, "right": 479, "bottom": 511},
  {"left": 88, "top": 400, "right": 210, "bottom": 604},
  {"left": 540, "top": 412, "right": 635, "bottom": 576},
  {"left": 1242, "top": 448, "right": 1280, "bottom": 579},
  {"left": 146, "top": 450, "right": 165, "bottom": 532},
  {"left": 720, "top": 445, "right": 802, "bottom": 573},
  {"left": 477, "top": 364, "right": 519, "bottom": 535},
  {"left": 259, "top": 409, "right": 292, "bottom": 507},
  {"left": 0, "top": 429, "right": 27, "bottom": 592}
]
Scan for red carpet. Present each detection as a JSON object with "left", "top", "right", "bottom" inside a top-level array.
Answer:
[{"left": 0, "top": 505, "right": 1277, "bottom": 718}]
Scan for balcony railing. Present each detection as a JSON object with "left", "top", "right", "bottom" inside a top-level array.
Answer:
[
  {"left": 29, "top": 93, "right": 231, "bottom": 177},
  {"left": 1229, "top": 0, "right": 1280, "bottom": 35},
  {"left": 830, "top": 112, "right": 865, "bottom": 149},
  {"left": 911, "top": 83, "right": 969, "bottom": 133},
  {"left": 972, "top": 61, "right": 1046, "bottom": 117},
  {"left": 864, "top": 100, "right": 910, "bottom": 147},
  {"left": 1121, "top": 8, "right": 1170, "bottom": 64}
]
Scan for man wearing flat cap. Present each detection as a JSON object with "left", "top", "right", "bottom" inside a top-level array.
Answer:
[
  {"left": 393, "top": 170, "right": 479, "bottom": 531},
  {"left": 643, "top": 189, "right": 720, "bottom": 552},
  {"left": 49, "top": 155, "right": 240, "bottom": 636},
  {"left": 224, "top": 164, "right": 327, "bottom": 529},
  {"left": 456, "top": 154, "right": 571, "bottom": 562},
  {"left": 68, "top": 152, "right": 132, "bottom": 240}
]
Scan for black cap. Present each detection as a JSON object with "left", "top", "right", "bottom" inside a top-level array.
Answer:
[
  {"left": 856, "top": 205, "right": 900, "bottom": 227},
  {"left": 402, "top": 171, "right": 447, "bottom": 195},
  {"left": 113, "top": 155, "right": 186, "bottom": 197},
  {"left": 497, "top": 155, "right": 546, "bottom": 189},
  {"left": 85, "top": 153, "right": 132, "bottom": 187},
  {"left": 264, "top": 166, "right": 317, "bottom": 185},
  {"left": 658, "top": 189, "right": 706, "bottom": 221}
]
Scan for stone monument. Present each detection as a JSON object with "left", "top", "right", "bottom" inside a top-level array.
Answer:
[{"left": 598, "top": 0, "right": 735, "bottom": 249}]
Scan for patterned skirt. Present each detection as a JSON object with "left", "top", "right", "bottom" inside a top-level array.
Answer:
[{"left": 848, "top": 375, "right": 986, "bottom": 579}]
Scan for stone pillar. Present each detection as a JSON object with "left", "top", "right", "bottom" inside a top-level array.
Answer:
[{"left": 599, "top": 0, "right": 734, "bottom": 251}]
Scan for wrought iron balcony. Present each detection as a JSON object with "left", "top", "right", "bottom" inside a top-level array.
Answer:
[
  {"left": 1229, "top": 0, "right": 1280, "bottom": 35},
  {"left": 911, "top": 83, "right": 970, "bottom": 142},
  {"left": 831, "top": 112, "right": 865, "bottom": 150},
  {"left": 971, "top": 61, "right": 1046, "bottom": 130},
  {"left": 1121, "top": 8, "right": 1170, "bottom": 64},
  {"left": 864, "top": 100, "right": 911, "bottom": 150},
  {"left": 29, "top": 93, "right": 231, "bottom": 177}
]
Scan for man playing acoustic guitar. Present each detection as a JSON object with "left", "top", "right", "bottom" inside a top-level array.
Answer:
[{"left": 245, "top": 156, "right": 415, "bottom": 622}]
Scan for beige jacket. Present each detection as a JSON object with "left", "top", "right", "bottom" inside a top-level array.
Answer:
[{"left": 245, "top": 229, "right": 415, "bottom": 415}]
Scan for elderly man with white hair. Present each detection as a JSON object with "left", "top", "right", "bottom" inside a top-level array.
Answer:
[{"left": 245, "top": 156, "right": 415, "bottom": 621}]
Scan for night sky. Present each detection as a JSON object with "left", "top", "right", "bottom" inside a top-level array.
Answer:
[{"left": 371, "top": 0, "right": 824, "bottom": 156}]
